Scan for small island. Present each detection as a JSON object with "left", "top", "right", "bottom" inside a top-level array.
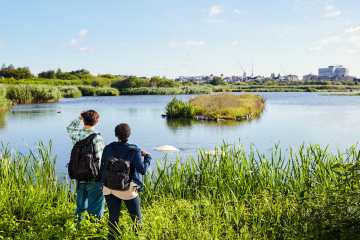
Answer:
[{"left": 164, "top": 93, "right": 265, "bottom": 121}]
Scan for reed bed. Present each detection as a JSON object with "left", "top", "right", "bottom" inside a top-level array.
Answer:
[
  {"left": 120, "top": 86, "right": 213, "bottom": 95},
  {"left": 1, "top": 141, "right": 359, "bottom": 239},
  {"left": 58, "top": 86, "right": 82, "bottom": 98},
  {"left": 5, "top": 84, "right": 61, "bottom": 104},
  {"left": 77, "top": 86, "right": 119, "bottom": 96},
  {"left": 0, "top": 85, "right": 12, "bottom": 110}
]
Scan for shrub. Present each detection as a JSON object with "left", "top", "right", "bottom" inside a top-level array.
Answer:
[
  {"left": 91, "top": 77, "right": 110, "bottom": 87},
  {"left": 99, "top": 74, "right": 115, "bottom": 79},
  {"left": 78, "top": 86, "right": 119, "bottom": 96},
  {"left": 58, "top": 86, "right": 82, "bottom": 98},
  {"left": 210, "top": 77, "right": 228, "bottom": 86}
]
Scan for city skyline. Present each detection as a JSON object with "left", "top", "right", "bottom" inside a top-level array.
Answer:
[{"left": 0, "top": 0, "right": 359, "bottom": 78}]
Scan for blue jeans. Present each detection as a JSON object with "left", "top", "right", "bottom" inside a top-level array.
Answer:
[
  {"left": 105, "top": 194, "right": 142, "bottom": 239},
  {"left": 75, "top": 182, "right": 105, "bottom": 220}
]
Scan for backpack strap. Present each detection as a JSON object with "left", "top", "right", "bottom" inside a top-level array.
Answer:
[
  {"left": 111, "top": 143, "right": 120, "bottom": 159},
  {"left": 123, "top": 146, "right": 136, "bottom": 160},
  {"left": 111, "top": 143, "right": 136, "bottom": 160}
]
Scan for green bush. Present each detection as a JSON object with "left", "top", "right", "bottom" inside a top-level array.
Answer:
[
  {"left": 58, "top": 86, "right": 82, "bottom": 98},
  {"left": 91, "top": 77, "right": 110, "bottom": 87},
  {"left": 78, "top": 86, "right": 119, "bottom": 96}
]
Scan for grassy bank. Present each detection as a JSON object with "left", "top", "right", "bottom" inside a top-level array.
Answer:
[
  {"left": 0, "top": 141, "right": 359, "bottom": 239},
  {"left": 165, "top": 93, "right": 265, "bottom": 119}
]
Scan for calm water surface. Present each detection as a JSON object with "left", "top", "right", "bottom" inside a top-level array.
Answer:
[{"left": 0, "top": 92, "right": 359, "bottom": 173}]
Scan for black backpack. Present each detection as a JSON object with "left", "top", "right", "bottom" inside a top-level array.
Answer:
[
  {"left": 103, "top": 143, "right": 135, "bottom": 190},
  {"left": 67, "top": 133, "right": 100, "bottom": 181}
]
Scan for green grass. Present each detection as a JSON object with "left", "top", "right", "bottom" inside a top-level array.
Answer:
[
  {"left": 5, "top": 84, "right": 62, "bottom": 104},
  {"left": 77, "top": 86, "right": 119, "bottom": 96},
  {"left": 58, "top": 86, "right": 82, "bottom": 98},
  {"left": 120, "top": 86, "right": 212, "bottom": 95},
  {"left": 165, "top": 93, "right": 265, "bottom": 119},
  {"left": 0, "top": 85, "right": 12, "bottom": 110},
  {"left": 0, "top": 141, "right": 359, "bottom": 239}
]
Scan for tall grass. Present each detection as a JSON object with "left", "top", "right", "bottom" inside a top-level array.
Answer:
[
  {"left": 120, "top": 86, "right": 213, "bottom": 95},
  {"left": 58, "top": 86, "right": 82, "bottom": 98},
  {"left": 0, "top": 141, "right": 359, "bottom": 239},
  {"left": 165, "top": 93, "right": 265, "bottom": 119},
  {"left": 5, "top": 84, "right": 62, "bottom": 103},
  {"left": 78, "top": 86, "right": 119, "bottom": 96},
  {"left": 0, "top": 85, "right": 12, "bottom": 110}
]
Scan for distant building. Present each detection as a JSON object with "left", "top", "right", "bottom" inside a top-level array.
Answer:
[
  {"left": 286, "top": 75, "right": 299, "bottom": 82},
  {"left": 319, "top": 65, "right": 349, "bottom": 77},
  {"left": 303, "top": 74, "right": 319, "bottom": 82}
]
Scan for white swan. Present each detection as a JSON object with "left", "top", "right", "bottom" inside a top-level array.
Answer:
[{"left": 154, "top": 145, "right": 179, "bottom": 152}]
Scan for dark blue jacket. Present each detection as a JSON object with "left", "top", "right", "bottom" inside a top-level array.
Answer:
[{"left": 99, "top": 142, "right": 152, "bottom": 191}]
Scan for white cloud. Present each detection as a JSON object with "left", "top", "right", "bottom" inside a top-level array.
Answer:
[
  {"left": 22, "top": 61, "right": 30, "bottom": 65},
  {"left": 210, "top": 55, "right": 217, "bottom": 59},
  {"left": 324, "top": 5, "right": 333, "bottom": 10},
  {"left": 320, "top": 35, "right": 345, "bottom": 45},
  {"left": 79, "top": 46, "right": 99, "bottom": 52},
  {"left": 118, "top": 42, "right": 129, "bottom": 46},
  {"left": 234, "top": 9, "right": 242, "bottom": 14},
  {"left": 208, "top": 6, "right": 224, "bottom": 17},
  {"left": 62, "top": 29, "right": 88, "bottom": 47},
  {"left": 347, "top": 49, "right": 357, "bottom": 54},
  {"left": 345, "top": 26, "right": 360, "bottom": 35},
  {"left": 0, "top": 36, "right": 4, "bottom": 47},
  {"left": 294, "top": 59, "right": 296, "bottom": 62},
  {"left": 110, "top": 46, "right": 115, "bottom": 49},
  {"left": 152, "top": 66, "right": 164, "bottom": 70},
  {"left": 182, "top": 62, "right": 192, "bottom": 67},
  {"left": 168, "top": 39, "right": 205, "bottom": 48},
  {"left": 324, "top": 11, "right": 341, "bottom": 17},
  {"left": 348, "top": 35, "right": 360, "bottom": 47},
  {"left": 78, "top": 29, "right": 88, "bottom": 38},
  {"left": 308, "top": 46, "right": 322, "bottom": 53},
  {"left": 184, "top": 40, "right": 204, "bottom": 46},
  {"left": 231, "top": 40, "right": 247, "bottom": 46}
]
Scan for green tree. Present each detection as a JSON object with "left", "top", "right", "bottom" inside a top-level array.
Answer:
[
  {"left": 38, "top": 70, "right": 56, "bottom": 79},
  {"left": 0, "top": 64, "right": 32, "bottom": 79},
  {"left": 210, "top": 77, "right": 227, "bottom": 85}
]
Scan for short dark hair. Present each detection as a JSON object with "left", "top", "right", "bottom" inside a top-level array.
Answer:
[
  {"left": 81, "top": 110, "right": 99, "bottom": 126},
  {"left": 115, "top": 123, "right": 131, "bottom": 142}
]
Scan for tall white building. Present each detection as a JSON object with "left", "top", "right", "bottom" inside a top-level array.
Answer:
[{"left": 318, "top": 65, "right": 349, "bottom": 77}]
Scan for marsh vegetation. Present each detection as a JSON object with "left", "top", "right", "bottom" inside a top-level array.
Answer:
[
  {"left": 1, "top": 141, "right": 359, "bottom": 239},
  {"left": 165, "top": 93, "right": 265, "bottom": 119}
]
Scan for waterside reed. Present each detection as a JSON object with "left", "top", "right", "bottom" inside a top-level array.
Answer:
[
  {"left": 5, "top": 84, "right": 62, "bottom": 104},
  {"left": 0, "top": 141, "right": 359, "bottom": 239}
]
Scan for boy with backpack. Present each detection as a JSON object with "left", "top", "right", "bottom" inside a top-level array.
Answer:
[{"left": 66, "top": 110, "right": 105, "bottom": 220}]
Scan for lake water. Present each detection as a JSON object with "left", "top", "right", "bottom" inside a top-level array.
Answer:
[{"left": 0, "top": 92, "right": 359, "bottom": 173}]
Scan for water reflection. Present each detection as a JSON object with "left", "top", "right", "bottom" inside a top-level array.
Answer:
[
  {"left": 0, "top": 111, "right": 6, "bottom": 129},
  {"left": 166, "top": 114, "right": 263, "bottom": 131}
]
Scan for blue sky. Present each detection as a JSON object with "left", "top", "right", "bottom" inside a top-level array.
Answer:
[{"left": 0, "top": 0, "right": 359, "bottom": 78}]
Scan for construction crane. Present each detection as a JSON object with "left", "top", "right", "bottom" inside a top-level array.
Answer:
[
  {"left": 236, "top": 60, "right": 246, "bottom": 77},
  {"left": 252, "top": 61, "right": 254, "bottom": 78},
  {"left": 280, "top": 64, "right": 286, "bottom": 76}
]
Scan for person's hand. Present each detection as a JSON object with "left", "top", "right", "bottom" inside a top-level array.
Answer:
[
  {"left": 141, "top": 151, "right": 149, "bottom": 156},
  {"left": 79, "top": 116, "right": 83, "bottom": 119}
]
